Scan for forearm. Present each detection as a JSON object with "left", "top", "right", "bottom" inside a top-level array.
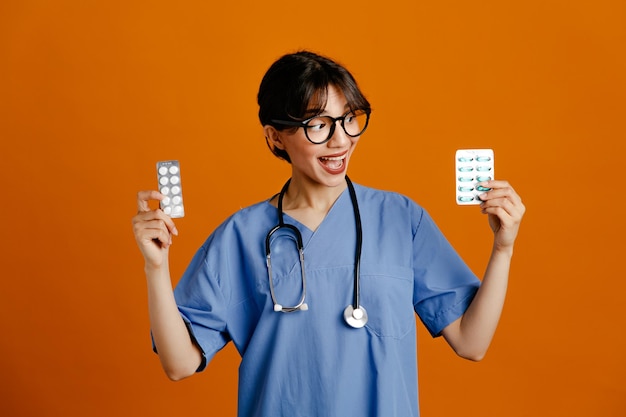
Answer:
[
  {"left": 443, "top": 245, "right": 513, "bottom": 360},
  {"left": 442, "top": 179, "right": 524, "bottom": 360},
  {"left": 146, "top": 264, "right": 202, "bottom": 380}
]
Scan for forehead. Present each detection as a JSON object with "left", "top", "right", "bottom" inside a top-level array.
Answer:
[{"left": 306, "top": 85, "right": 348, "bottom": 114}]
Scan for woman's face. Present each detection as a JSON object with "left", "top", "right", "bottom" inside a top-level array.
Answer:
[{"left": 271, "top": 85, "right": 361, "bottom": 189}]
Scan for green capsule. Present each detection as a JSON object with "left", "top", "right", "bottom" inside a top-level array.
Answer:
[
  {"left": 476, "top": 156, "right": 492, "bottom": 162},
  {"left": 458, "top": 196, "right": 475, "bottom": 202},
  {"left": 458, "top": 176, "right": 474, "bottom": 182},
  {"left": 458, "top": 166, "right": 474, "bottom": 172},
  {"left": 457, "top": 156, "right": 473, "bottom": 162},
  {"left": 458, "top": 186, "right": 475, "bottom": 192},
  {"left": 476, "top": 185, "right": 491, "bottom": 192},
  {"left": 476, "top": 166, "right": 492, "bottom": 172},
  {"left": 476, "top": 175, "right": 492, "bottom": 182}
]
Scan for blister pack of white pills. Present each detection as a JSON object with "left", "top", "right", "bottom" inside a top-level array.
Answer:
[
  {"left": 455, "top": 149, "right": 494, "bottom": 205},
  {"left": 157, "top": 160, "right": 185, "bottom": 218}
]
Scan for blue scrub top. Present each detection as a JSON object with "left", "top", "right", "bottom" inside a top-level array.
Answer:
[{"left": 170, "top": 183, "right": 480, "bottom": 417}]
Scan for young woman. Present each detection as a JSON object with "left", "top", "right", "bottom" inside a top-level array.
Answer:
[{"left": 132, "top": 50, "right": 525, "bottom": 417}]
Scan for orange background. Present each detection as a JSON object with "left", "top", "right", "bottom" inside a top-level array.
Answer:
[{"left": 2, "top": 1, "right": 625, "bottom": 416}]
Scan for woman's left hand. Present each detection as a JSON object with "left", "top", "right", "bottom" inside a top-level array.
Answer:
[{"left": 477, "top": 180, "right": 525, "bottom": 251}]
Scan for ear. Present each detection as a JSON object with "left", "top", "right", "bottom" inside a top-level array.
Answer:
[{"left": 263, "top": 125, "right": 286, "bottom": 151}]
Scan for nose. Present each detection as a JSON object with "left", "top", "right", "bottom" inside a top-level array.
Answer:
[{"left": 327, "top": 120, "right": 351, "bottom": 147}]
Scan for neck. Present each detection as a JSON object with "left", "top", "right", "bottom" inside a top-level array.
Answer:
[{"left": 282, "top": 175, "right": 348, "bottom": 212}]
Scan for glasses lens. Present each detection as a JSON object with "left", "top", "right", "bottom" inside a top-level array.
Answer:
[
  {"left": 303, "top": 110, "right": 370, "bottom": 144},
  {"left": 304, "top": 116, "right": 332, "bottom": 144},
  {"left": 343, "top": 110, "right": 369, "bottom": 137}
]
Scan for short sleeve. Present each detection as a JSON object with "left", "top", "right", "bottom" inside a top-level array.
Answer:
[
  {"left": 170, "top": 236, "right": 232, "bottom": 371},
  {"left": 412, "top": 207, "right": 480, "bottom": 337}
]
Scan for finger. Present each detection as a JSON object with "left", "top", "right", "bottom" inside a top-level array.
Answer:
[
  {"left": 134, "top": 214, "right": 174, "bottom": 243},
  {"left": 481, "top": 195, "right": 521, "bottom": 219},
  {"left": 137, "top": 190, "right": 164, "bottom": 213},
  {"left": 477, "top": 180, "right": 507, "bottom": 196},
  {"left": 157, "top": 211, "right": 179, "bottom": 236},
  {"left": 139, "top": 226, "right": 172, "bottom": 249},
  {"left": 482, "top": 196, "right": 526, "bottom": 231},
  {"left": 133, "top": 209, "right": 179, "bottom": 237},
  {"left": 478, "top": 181, "right": 522, "bottom": 205},
  {"left": 481, "top": 201, "right": 513, "bottom": 220},
  {"left": 479, "top": 179, "right": 510, "bottom": 190}
]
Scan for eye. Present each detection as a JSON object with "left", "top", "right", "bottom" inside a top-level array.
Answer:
[
  {"left": 346, "top": 110, "right": 368, "bottom": 125},
  {"left": 306, "top": 117, "right": 328, "bottom": 131}
]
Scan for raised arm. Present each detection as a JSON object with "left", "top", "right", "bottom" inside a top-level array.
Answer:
[
  {"left": 441, "top": 180, "right": 525, "bottom": 361},
  {"left": 132, "top": 190, "right": 202, "bottom": 380}
]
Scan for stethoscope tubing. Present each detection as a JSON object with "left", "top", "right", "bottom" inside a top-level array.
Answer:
[
  {"left": 265, "top": 176, "right": 366, "bottom": 327},
  {"left": 345, "top": 176, "right": 362, "bottom": 312}
]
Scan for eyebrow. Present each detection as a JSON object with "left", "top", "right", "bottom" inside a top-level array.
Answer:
[{"left": 315, "top": 103, "right": 351, "bottom": 117}]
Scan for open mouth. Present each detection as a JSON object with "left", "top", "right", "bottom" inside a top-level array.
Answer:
[{"left": 319, "top": 155, "right": 345, "bottom": 170}]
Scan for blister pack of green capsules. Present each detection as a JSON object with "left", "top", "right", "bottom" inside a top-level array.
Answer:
[
  {"left": 156, "top": 160, "right": 185, "bottom": 218},
  {"left": 455, "top": 149, "right": 494, "bottom": 205}
]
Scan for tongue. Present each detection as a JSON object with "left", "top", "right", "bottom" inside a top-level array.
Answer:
[{"left": 322, "top": 158, "right": 343, "bottom": 169}]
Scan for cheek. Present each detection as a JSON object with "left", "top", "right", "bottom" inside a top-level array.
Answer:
[{"left": 283, "top": 140, "right": 317, "bottom": 163}]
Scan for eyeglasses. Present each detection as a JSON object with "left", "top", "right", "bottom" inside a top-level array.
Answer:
[{"left": 271, "top": 109, "right": 371, "bottom": 145}]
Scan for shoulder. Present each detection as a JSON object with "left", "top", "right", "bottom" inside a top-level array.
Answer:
[
  {"left": 351, "top": 182, "right": 436, "bottom": 233},
  {"left": 228, "top": 199, "right": 275, "bottom": 225},
  {"left": 201, "top": 199, "right": 276, "bottom": 248},
  {"left": 352, "top": 182, "right": 424, "bottom": 213}
]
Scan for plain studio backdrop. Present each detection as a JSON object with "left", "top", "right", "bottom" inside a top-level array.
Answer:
[{"left": 1, "top": 1, "right": 625, "bottom": 416}]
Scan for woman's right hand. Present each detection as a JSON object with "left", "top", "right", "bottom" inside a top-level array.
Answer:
[{"left": 132, "top": 190, "right": 179, "bottom": 269}]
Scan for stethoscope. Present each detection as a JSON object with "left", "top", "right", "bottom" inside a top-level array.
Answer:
[{"left": 265, "top": 176, "right": 368, "bottom": 328}]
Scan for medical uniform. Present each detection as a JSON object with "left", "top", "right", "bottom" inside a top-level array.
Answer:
[{"left": 168, "top": 183, "right": 480, "bottom": 417}]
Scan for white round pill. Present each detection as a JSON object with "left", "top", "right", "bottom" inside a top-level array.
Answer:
[
  {"left": 160, "top": 186, "right": 170, "bottom": 195},
  {"left": 171, "top": 186, "right": 181, "bottom": 195},
  {"left": 162, "top": 197, "right": 171, "bottom": 206},
  {"left": 163, "top": 206, "right": 172, "bottom": 215},
  {"left": 159, "top": 166, "right": 168, "bottom": 175},
  {"left": 173, "top": 206, "right": 183, "bottom": 215},
  {"left": 159, "top": 176, "right": 169, "bottom": 186},
  {"left": 169, "top": 165, "right": 179, "bottom": 175},
  {"left": 170, "top": 175, "right": 180, "bottom": 185},
  {"left": 172, "top": 196, "right": 181, "bottom": 205}
]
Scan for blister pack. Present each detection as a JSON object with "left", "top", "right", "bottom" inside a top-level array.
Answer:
[
  {"left": 156, "top": 160, "right": 185, "bottom": 218},
  {"left": 455, "top": 149, "right": 494, "bottom": 205}
]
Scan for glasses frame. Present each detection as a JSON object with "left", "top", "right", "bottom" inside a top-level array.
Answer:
[{"left": 271, "top": 109, "right": 371, "bottom": 145}]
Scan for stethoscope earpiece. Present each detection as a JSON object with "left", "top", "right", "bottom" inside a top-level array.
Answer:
[{"left": 274, "top": 303, "right": 308, "bottom": 312}]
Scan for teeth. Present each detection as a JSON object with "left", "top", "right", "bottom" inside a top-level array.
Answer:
[{"left": 320, "top": 156, "right": 344, "bottom": 169}]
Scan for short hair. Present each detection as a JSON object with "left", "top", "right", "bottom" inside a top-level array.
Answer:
[{"left": 258, "top": 50, "right": 371, "bottom": 162}]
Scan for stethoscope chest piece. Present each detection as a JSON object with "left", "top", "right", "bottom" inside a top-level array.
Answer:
[{"left": 343, "top": 304, "right": 368, "bottom": 328}]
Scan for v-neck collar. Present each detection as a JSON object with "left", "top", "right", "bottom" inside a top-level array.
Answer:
[
  {"left": 284, "top": 186, "right": 348, "bottom": 232},
  {"left": 267, "top": 186, "right": 350, "bottom": 247}
]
